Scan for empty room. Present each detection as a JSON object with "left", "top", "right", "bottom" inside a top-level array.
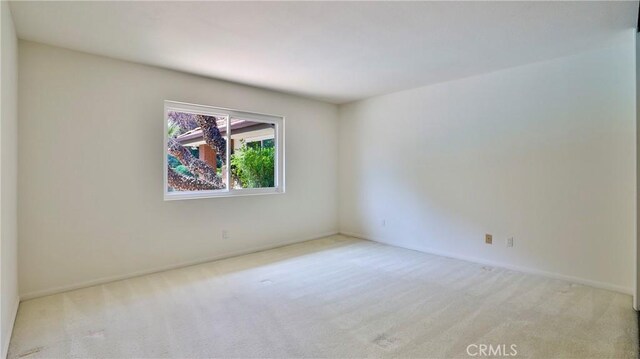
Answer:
[{"left": 1, "top": 1, "right": 639, "bottom": 358}]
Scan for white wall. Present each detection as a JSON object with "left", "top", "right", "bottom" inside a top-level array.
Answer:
[
  {"left": 18, "top": 41, "right": 338, "bottom": 298},
  {"left": 339, "top": 31, "right": 636, "bottom": 294},
  {"left": 0, "top": 1, "right": 19, "bottom": 357}
]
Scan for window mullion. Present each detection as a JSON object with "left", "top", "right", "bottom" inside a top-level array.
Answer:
[{"left": 226, "top": 115, "right": 231, "bottom": 192}]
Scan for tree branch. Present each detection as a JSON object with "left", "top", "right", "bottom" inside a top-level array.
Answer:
[
  {"left": 167, "top": 166, "right": 216, "bottom": 191},
  {"left": 196, "top": 115, "right": 227, "bottom": 164},
  {"left": 168, "top": 138, "right": 224, "bottom": 189},
  {"left": 168, "top": 111, "right": 199, "bottom": 134}
]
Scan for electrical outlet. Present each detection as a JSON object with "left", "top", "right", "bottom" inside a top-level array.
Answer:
[
  {"left": 222, "top": 230, "right": 230, "bottom": 239},
  {"left": 506, "top": 237, "right": 514, "bottom": 247},
  {"left": 485, "top": 234, "right": 492, "bottom": 244}
]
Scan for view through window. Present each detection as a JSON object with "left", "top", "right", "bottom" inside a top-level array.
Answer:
[{"left": 165, "top": 101, "right": 284, "bottom": 200}]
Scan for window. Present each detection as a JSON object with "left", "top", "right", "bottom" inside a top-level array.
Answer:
[{"left": 164, "top": 101, "right": 284, "bottom": 200}]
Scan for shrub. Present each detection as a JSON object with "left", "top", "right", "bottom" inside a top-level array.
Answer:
[{"left": 231, "top": 145, "right": 275, "bottom": 188}]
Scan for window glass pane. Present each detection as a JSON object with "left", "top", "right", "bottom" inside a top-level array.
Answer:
[
  {"left": 229, "top": 118, "right": 276, "bottom": 189},
  {"left": 262, "top": 138, "right": 275, "bottom": 148},
  {"left": 167, "top": 111, "right": 227, "bottom": 193}
]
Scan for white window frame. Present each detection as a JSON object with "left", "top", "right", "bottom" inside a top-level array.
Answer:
[{"left": 164, "top": 100, "right": 285, "bottom": 201}]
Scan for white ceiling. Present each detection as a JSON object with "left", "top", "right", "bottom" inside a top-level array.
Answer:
[{"left": 9, "top": 1, "right": 638, "bottom": 104}]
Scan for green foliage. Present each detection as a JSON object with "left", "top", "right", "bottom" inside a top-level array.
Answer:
[
  {"left": 231, "top": 144, "right": 275, "bottom": 188},
  {"left": 168, "top": 155, "right": 194, "bottom": 177},
  {"left": 246, "top": 141, "right": 261, "bottom": 150},
  {"left": 174, "top": 165, "right": 194, "bottom": 177},
  {"left": 167, "top": 121, "right": 181, "bottom": 138},
  {"left": 168, "top": 155, "right": 181, "bottom": 168}
]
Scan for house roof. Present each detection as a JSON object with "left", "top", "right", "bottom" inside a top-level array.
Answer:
[{"left": 176, "top": 119, "right": 274, "bottom": 147}]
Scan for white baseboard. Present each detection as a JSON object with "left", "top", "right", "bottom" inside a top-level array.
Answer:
[
  {"left": 2, "top": 296, "right": 19, "bottom": 359},
  {"left": 20, "top": 231, "right": 339, "bottom": 301},
  {"left": 340, "top": 231, "right": 633, "bottom": 296}
]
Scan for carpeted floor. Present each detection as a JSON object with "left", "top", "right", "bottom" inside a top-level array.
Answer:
[{"left": 8, "top": 235, "right": 638, "bottom": 358}]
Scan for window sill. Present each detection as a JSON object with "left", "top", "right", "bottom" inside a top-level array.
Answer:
[{"left": 164, "top": 188, "right": 285, "bottom": 201}]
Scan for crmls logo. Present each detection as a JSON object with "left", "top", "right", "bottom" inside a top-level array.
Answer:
[{"left": 466, "top": 344, "right": 518, "bottom": 357}]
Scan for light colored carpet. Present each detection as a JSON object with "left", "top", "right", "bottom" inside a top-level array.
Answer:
[{"left": 9, "top": 235, "right": 638, "bottom": 358}]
